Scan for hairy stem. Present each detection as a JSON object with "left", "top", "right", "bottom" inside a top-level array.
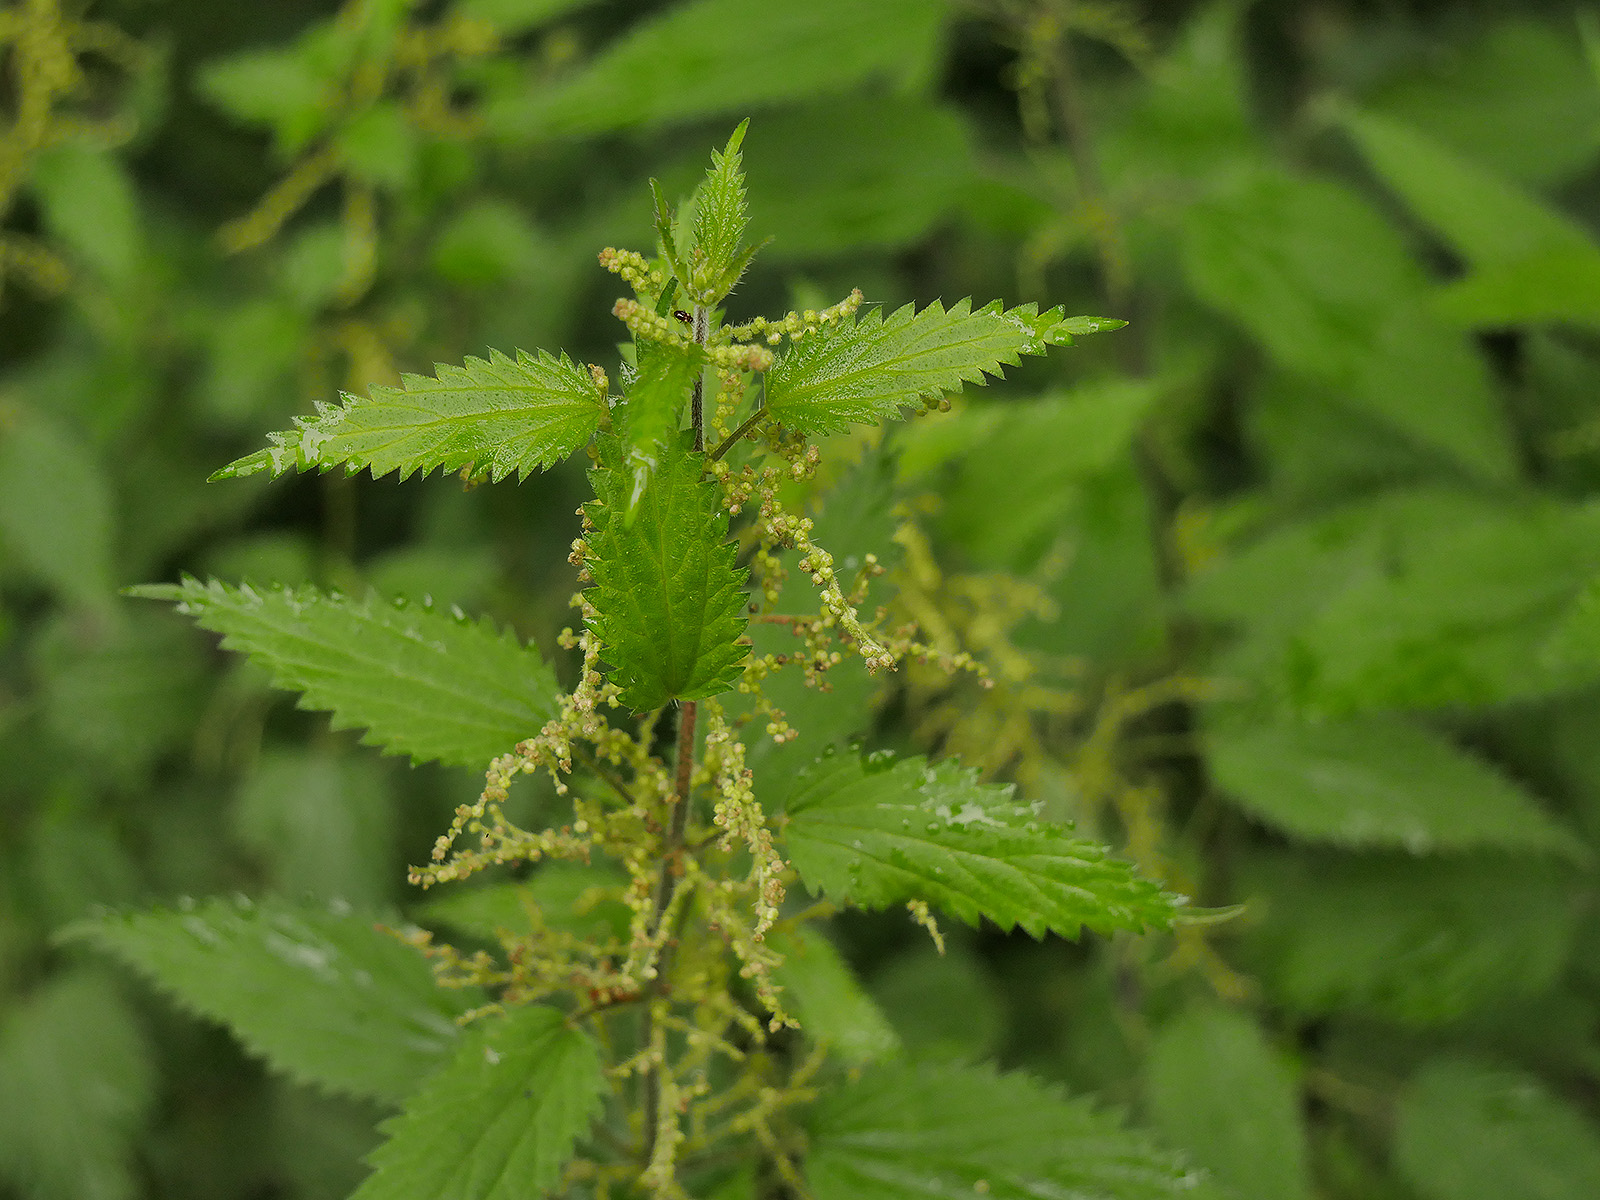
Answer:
[
  {"left": 710, "top": 405, "right": 768, "bottom": 463},
  {"left": 642, "top": 302, "right": 712, "bottom": 1169}
]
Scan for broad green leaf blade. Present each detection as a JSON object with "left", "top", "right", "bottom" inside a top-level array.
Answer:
[
  {"left": 132, "top": 579, "right": 561, "bottom": 768},
  {"left": 783, "top": 749, "right": 1182, "bottom": 938},
  {"left": 486, "top": 0, "right": 947, "bottom": 140},
  {"left": 1341, "top": 109, "right": 1600, "bottom": 270},
  {"left": 584, "top": 432, "right": 749, "bottom": 710},
  {"left": 763, "top": 300, "right": 1113, "bottom": 436},
  {"left": 1208, "top": 717, "right": 1584, "bottom": 856},
  {"left": 351, "top": 1006, "right": 604, "bottom": 1200},
  {"left": 1436, "top": 252, "right": 1600, "bottom": 329},
  {"left": 420, "top": 861, "right": 631, "bottom": 945},
  {"left": 61, "top": 896, "right": 471, "bottom": 1103},
  {"left": 213, "top": 349, "right": 602, "bottom": 482},
  {"left": 0, "top": 408, "right": 115, "bottom": 609},
  {"left": 0, "top": 970, "right": 156, "bottom": 1200},
  {"left": 1180, "top": 167, "right": 1515, "bottom": 481},
  {"left": 1238, "top": 850, "right": 1577, "bottom": 1024},
  {"left": 1395, "top": 1057, "right": 1600, "bottom": 1200},
  {"left": 805, "top": 1061, "right": 1210, "bottom": 1200},
  {"left": 1145, "top": 1007, "right": 1311, "bottom": 1200},
  {"left": 690, "top": 119, "right": 753, "bottom": 298},
  {"left": 741, "top": 100, "right": 976, "bottom": 259},
  {"left": 766, "top": 926, "right": 899, "bottom": 1065},
  {"left": 622, "top": 342, "right": 705, "bottom": 518}
]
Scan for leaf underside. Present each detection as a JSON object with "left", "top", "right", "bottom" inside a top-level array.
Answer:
[
  {"left": 351, "top": 1005, "right": 606, "bottom": 1200},
  {"left": 61, "top": 896, "right": 470, "bottom": 1103},
  {"left": 584, "top": 431, "right": 750, "bottom": 710},
  {"left": 213, "top": 348, "right": 602, "bottom": 482},
  {"left": 132, "top": 579, "right": 562, "bottom": 769},
  {"left": 762, "top": 300, "right": 1118, "bottom": 435},
  {"left": 782, "top": 749, "right": 1183, "bottom": 939}
]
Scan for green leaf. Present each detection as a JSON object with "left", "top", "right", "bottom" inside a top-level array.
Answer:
[
  {"left": 766, "top": 925, "right": 899, "bottom": 1065},
  {"left": 1436, "top": 252, "right": 1600, "bottom": 329},
  {"left": 197, "top": 45, "right": 334, "bottom": 152},
  {"left": 62, "top": 896, "right": 472, "bottom": 1103},
  {"left": 621, "top": 341, "right": 706, "bottom": 518},
  {"left": 584, "top": 432, "right": 749, "bottom": 710},
  {"left": 351, "top": 1005, "right": 604, "bottom": 1200},
  {"left": 1341, "top": 109, "right": 1599, "bottom": 271},
  {"left": 741, "top": 100, "right": 976, "bottom": 259},
  {"left": 487, "top": 0, "right": 947, "bottom": 140},
  {"left": 420, "top": 861, "right": 631, "bottom": 945},
  {"left": 234, "top": 749, "right": 396, "bottom": 907},
  {"left": 1286, "top": 500, "right": 1600, "bottom": 713},
  {"left": 1237, "top": 850, "right": 1577, "bottom": 1024},
  {"left": 1145, "top": 1007, "right": 1311, "bottom": 1200},
  {"left": 804, "top": 1060, "right": 1209, "bottom": 1200},
  {"left": 1394, "top": 1057, "right": 1600, "bottom": 1200},
  {"left": 867, "top": 942, "right": 1005, "bottom": 1064},
  {"left": 213, "top": 349, "right": 602, "bottom": 482},
  {"left": 782, "top": 749, "right": 1182, "bottom": 938},
  {"left": 1180, "top": 167, "right": 1515, "bottom": 481},
  {"left": 29, "top": 143, "right": 142, "bottom": 287},
  {"left": 0, "top": 970, "right": 156, "bottom": 1200},
  {"left": 688, "top": 119, "right": 754, "bottom": 299},
  {"left": 763, "top": 300, "right": 1110, "bottom": 436},
  {"left": 0, "top": 408, "right": 115, "bottom": 608},
  {"left": 1363, "top": 17, "right": 1600, "bottom": 187},
  {"left": 921, "top": 379, "right": 1161, "bottom": 571},
  {"left": 1208, "top": 717, "right": 1585, "bottom": 856},
  {"left": 132, "top": 579, "right": 562, "bottom": 769},
  {"left": 36, "top": 608, "right": 208, "bottom": 777}
]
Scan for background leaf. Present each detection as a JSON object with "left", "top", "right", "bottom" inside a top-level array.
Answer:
[
  {"left": 63, "top": 896, "right": 472, "bottom": 1103},
  {"left": 1394, "top": 1057, "right": 1600, "bottom": 1200},
  {"left": 0, "top": 970, "right": 156, "bottom": 1200},
  {"left": 804, "top": 1060, "right": 1210, "bottom": 1200},
  {"left": 1207, "top": 716, "right": 1584, "bottom": 855},
  {"left": 1144, "top": 1007, "right": 1311, "bottom": 1200}
]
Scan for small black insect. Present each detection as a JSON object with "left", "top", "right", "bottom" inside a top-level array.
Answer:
[{"left": 673, "top": 309, "right": 692, "bottom": 325}]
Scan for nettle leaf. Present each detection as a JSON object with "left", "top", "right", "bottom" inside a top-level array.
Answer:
[
  {"left": 0, "top": 970, "right": 156, "bottom": 1200},
  {"left": 1394, "top": 1056, "right": 1600, "bottom": 1200},
  {"left": 782, "top": 749, "right": 1182, "bottom": 938},
  {"left": 763, "top": 300, "right": 1121, "bottom": 435},
  {"left": 61, "top": 896, "right": 471, "bottom": 1103},
  {"left": 804, "top": 1060, "right": 1207, "bottom": 1200},
  {"left": 487, "top": 0, "right": 948, "bottom": 140},
  {"left": 351, "top": 1006, "right": 605, "bottom": 1200},
  {"left": 1238, "top": 850, "right": 1577, "bottom": 1025},
  {"left": 1208, "top": 716, "right": 1585, "bottom": 857},
  {"left": 766, "top": 926, "right": 899, "bottom": 1065},
  {"left": 213, "top": 349, "right": 602, "bottom": 482},
  {"left": 689, "top": 118, "right": 757, "bottom": 299},
  {"left": 622, "top": 341, "right": 706, "bottom": 518},
  {"left": 1341, "top": 109, "right": 1599, "bottom": 272},
  {"left": 584, "top": 432, "right": 749, "bottom": 710},
  {"left": 1145, "top": 1007, "right": 1311, "bottom": 1200},
  {"left": 133, "top": 579, "right": 561, "bottom": 769}
]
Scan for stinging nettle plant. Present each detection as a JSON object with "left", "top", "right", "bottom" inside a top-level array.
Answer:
[{"left": 70, "top": 123, "right": 1202, "bottom": 1199}]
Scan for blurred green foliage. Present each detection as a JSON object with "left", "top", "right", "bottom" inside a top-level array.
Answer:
[{"left": 3, "top": 0, "right": 1600, "bottom": 1197}]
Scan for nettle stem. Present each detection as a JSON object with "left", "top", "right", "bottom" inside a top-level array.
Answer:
[{"left": 642, "top": 302, "right": 712, "bottom": 1168}]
